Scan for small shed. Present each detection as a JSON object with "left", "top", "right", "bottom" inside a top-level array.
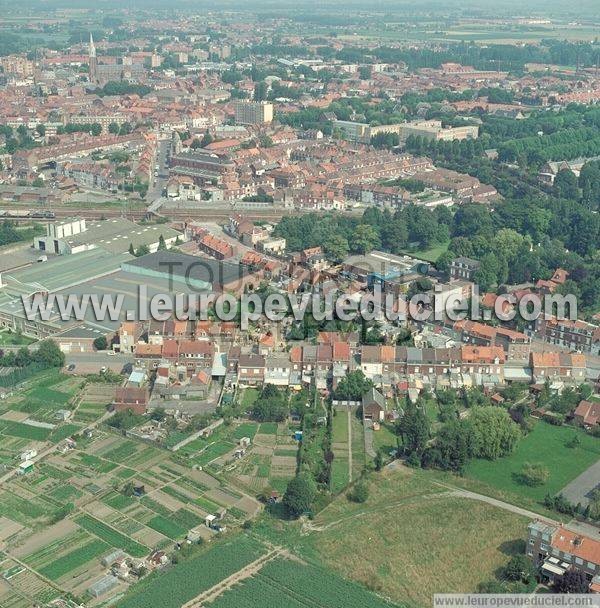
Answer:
[
  {"left": 19, "top": 460, "right": 34, "bottom": 475},
  {"left": 205, "top": 514, "right": 217, "bottom": 527}
]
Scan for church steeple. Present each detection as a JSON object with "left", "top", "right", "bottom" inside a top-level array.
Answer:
[
  {"left": 89, "top": 32, "right": 96, "bottom": 58},
  {"left": 88, "top": 32, "right": 98, "bottom": 84}
]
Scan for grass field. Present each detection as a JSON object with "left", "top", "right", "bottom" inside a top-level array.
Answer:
[
  {"left": 0, "top": 330, "right": 34, "bottom": 346},
  {"left": 400, "top": 240, "right": 449, "bottom": 263},
  {"left": 240, "top": 388, "right": 260, "bottom": 408},
  {"left": 349, "top": 410, "right": 366, "bottom": 479},
  {"left": 258, "top": 422, "right": 278, "bottom": 435},
  {"left": 304, "top": 467, "right": 528, "bottom": 607},
  {"left": 233, "top": 422, "right": 259, "bottom": 440},
  {"left": 330, "top": 409, "right": 350, "bottom": 493},
  {"left": 465, "top": 421, "right": 600, "bottom": 503},
  {"left": 372, "top": 423, "right": 398, "bottom": 457}
]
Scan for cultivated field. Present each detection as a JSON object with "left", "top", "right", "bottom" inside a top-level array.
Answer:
[{"left": 208, "top": 556, "right": 399, "bottom": 608}]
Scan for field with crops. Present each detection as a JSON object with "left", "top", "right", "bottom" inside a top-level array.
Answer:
[
  {"left": 39, "top": 539, "right": 108, "bottom": 580},
  {"left": 116, "top": 536, "right": 265, "bottom": 608},
  {"left": 146, "top": 515, "right": 187, "bottom": 540},
  {"left": 208, "top": 557, "right": 399, "bottom": 608},
  {"left": 0, "top": 419, "right": 51, "bottom": 441},
  {"left": 75, "top": 514, "right": 148, "bottom": 558}
]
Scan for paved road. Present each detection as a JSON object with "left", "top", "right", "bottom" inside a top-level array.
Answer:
[
  {"left": 441, "top": 486, "right": 558, "bottom": 522},
  {"left": 64, "top": 352, "right": 134, "bottom": 374},
  {"left": 146, "top": 138, "right": 170, "bottom": 201},
  {"left": 560, "top": 459, "right": 600, "bottom": 507}
]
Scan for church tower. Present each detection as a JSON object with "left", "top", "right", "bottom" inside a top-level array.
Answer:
[{"left": 88, "top": 33, "right": 98, "bottom": 84}]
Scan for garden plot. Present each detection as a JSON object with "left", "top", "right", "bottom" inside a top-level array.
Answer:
[{"left": 0, "top": 517, "right": 23, "bottom": 545}]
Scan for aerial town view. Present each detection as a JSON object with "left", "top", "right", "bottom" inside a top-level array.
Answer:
[{"left": 0, "top": 0, "right": 599, "bottom": 606}]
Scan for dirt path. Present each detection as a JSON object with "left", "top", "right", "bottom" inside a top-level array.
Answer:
[
  {"left": 431, "top": 482, "right": 559, "bottom": 524},
  {"left": 181, "top": 547, "right": 289, "bottom": 607},
  {"left": 302, "top": 471, "right": 562, "bottom": 537},
  {"left": 302, "top": 490, "right": 453, "bottom": 534},
  {"left": 347, "top": 408, "right": 353, "bottom": 484}
]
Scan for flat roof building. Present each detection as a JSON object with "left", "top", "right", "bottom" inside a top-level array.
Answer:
[{"left": 233, "top": 100, "right": 274, "bottom": 125}]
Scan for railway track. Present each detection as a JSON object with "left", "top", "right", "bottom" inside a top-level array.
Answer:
[{"left": 0, "top": 205, "right": 297, "bottom": 223}]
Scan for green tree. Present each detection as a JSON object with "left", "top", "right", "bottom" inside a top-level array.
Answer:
[
  {"left": 93, "top": 336, "right": 108, "bottom": 351},
  {"left": 253, "top": 81, "right": 268, "bottom": 102},
  {"left": 503, "top": 555, "right": 536, "bottom": 584},
  {"left": 200, "top": 131, "right": 213, "bottom": 147},
  {"left": 352, "top": 224, "right": 379, "bottom": 254},
  {"left": 474, "top": 253, "right": 500, "bottom": 292},
  {"left": 34, "top": 339, "right": 65, "bottom": 368},
  {"left": 283, "top": 473, "right": 317, "bottom": 518},
  {"left": 347, "top": 479, "right": 369, "bottom": 503},
  {"left": 324, "top": 234, "right": 349, "bottom": 261},
  {"left": 430, "top": 419, "right": 473, "bottom": 473},
  {"left": 555, "top": 571, "right": 589, "bottom": 594},
  {"left": 518, "top": 462, "right": 549, "bottom": 487},
  {"left": 469, "top": 406, "right": 521, "bottom": 460},
  {"left": 334, "top": 370, "right": 372, "bottom": 400},
  {"left": 553, "top": 168, "right": 579, "bottom": 199},
  {"left": 396, "top": 400, "right": 430, "bottom": 458},
  {"left": 358, "top": 65, "right": 371, "bottom": 80},
  {"left": 252, "top": 384, "right": 289, "bottom": 422}
]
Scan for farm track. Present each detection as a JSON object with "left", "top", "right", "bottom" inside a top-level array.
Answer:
[
  {"left": 303, "top": 490, "right": 455, "bottom": 533},
  {"left": 181, "top": 547, "right": 289, "bottom": 607}
]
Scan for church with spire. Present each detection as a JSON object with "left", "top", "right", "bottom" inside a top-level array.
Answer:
[
  {"left": 87, "top": 32, "right": 146, "bottom": 86},
  {"left": 88, "top": 33, "right": 98, "bottom": 84}
]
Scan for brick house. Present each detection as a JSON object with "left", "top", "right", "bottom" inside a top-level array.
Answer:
[
  {"left": 527, "top": 521, "right": 600, "bottom": 590},
  {"left": 113, "top": 387, "right": 148, "bottom": 415}
]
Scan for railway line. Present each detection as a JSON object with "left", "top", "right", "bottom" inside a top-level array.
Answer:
[{"left": 0, "top": 204, "right": 339, "bottom": 224}]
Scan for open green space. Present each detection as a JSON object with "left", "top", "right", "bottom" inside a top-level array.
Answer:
[
  {"left": 465, "top": 421, "right": 600, "bottom": 502},
  {"left": 0, "top": 330, "right": 35, "bottom": 346},
  {"left": 400, "top": 240, "right": 449, "bottom": 263},
  {"left": 303, "top": 467, "right": 527, "bottom": 607}
]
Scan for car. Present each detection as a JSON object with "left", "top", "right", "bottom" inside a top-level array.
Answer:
[
  {"left": 106, "top": 350, "right": 116, "bottom": 356},
  {"left": 67, "top": 364, "right": 76, "bottom": 372},
  {"left": 100, "top": 366, "right": 108, "bottom": 374}
]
